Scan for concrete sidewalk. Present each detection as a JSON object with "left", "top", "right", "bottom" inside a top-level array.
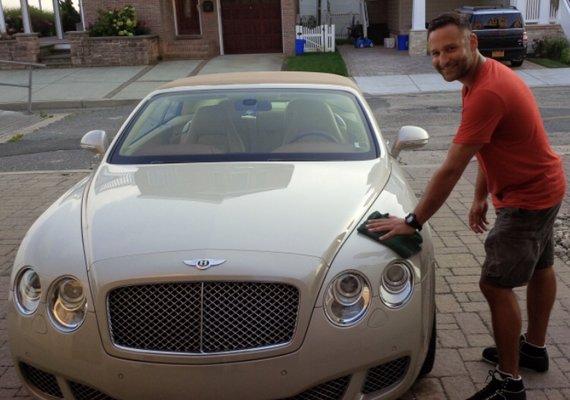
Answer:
[
  {"left": 0, "top": 54, "right": 284, "bottom": 109},
  {"left": 0, "top": 54, "right": 568, "bottom": 108},
  {"left": 355, "top": 68, "right": 570, "bottom": 96}
]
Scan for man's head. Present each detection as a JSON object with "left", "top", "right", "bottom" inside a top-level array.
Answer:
[{"left": 428, "top": 12, "right": 480, "bottom": 82}]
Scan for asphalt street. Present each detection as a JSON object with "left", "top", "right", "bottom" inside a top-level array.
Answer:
[{"left": 0, "top": 86, "right": 569, "bottom": 172}]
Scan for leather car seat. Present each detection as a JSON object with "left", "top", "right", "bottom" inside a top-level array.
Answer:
[
  {"left": 282, "top": 99, "right": 344, "bottom": 145},
  {"left": 183, "top": 102, "right": 246, "bottom": 153}
]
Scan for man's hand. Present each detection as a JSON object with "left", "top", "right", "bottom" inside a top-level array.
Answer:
[
  {"left": 469, "top": 200, "right": 489, "bottom": 233},
  {"left": 365, "top": 216, "right": 416, "bottom": 240}
]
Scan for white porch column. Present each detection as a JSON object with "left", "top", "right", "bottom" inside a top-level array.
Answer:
[
  {"left": 0, "top": 0, "right": 7, "bottom": 34},
  {"left": 516, "top": 0, "right": 526, "bottom": 22},
  {"left": 52, "top": 0, "right": 64, "bottom": 39},
  {"left": 538, "top": 0, "right": 551, "bottom": 24},
  {"left": 409, "top": 0, "right": 427, "bottom": 55},
  {"left": 20, "top": 0, "right": 32, "bottom": 33},
  {"left": 79, "top": 0, "right": 86, "bottom": 30},
  {"left": 412, "top": 0, "right": 426, "bottom": 30}
]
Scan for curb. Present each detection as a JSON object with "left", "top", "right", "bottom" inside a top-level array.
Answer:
[{"left": 0, "top": 98, "right": 140, "bottom": 111}]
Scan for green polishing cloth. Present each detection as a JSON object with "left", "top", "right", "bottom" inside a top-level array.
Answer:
[{"left": 357, "top": 211, "right": 423, "bottom": 258}]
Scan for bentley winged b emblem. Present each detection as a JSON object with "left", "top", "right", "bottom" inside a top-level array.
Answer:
[{"left": 183, "top": 259, "right": 226, "bottom": 270}]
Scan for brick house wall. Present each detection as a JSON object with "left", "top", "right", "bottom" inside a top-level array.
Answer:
[
  {"left": 83, "top": 0, "right": 296, "bottom": 59},
  {"left": 282, "top": 0, "right": 297, "bottom": 56},
  {"left": 0, "top": 34, "right": 40, "bottom": 68}
]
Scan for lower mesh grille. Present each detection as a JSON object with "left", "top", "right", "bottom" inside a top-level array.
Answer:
[
  {"left": 69, "top": 381, "right": 117, "bottom": 400},
  {"left": 285, "top": 375, "right": 351, "bottom": 400},
  {"left": 362, "top": 356, "right": 410, "bottom": 394},
  {"left": 20, "top": 363, "right": 63, "bottom": 398},
  {"left": 108, "top": 281, "right": 299, "bottom": 353}
]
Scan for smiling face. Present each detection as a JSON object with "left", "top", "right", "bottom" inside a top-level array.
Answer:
[{"left": 428, "top": 24, "right": 479, "bottom": 82}]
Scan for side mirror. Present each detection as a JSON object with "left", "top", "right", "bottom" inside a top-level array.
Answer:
[
  {"left": 391, "top": 126, "right": 429, "bottom": 158},
  {"left": 80, "top": 130, "right": 109, "bottom": 155}
]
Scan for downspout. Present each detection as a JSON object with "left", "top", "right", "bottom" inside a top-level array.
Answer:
[{"left": 216, "top": 0, "right": 224, "bottom": 54}]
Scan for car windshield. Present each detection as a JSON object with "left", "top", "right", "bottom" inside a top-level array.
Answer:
[
  {"left": 108, "top": 88, "right": 379, "bottom": 164},
  {"left": 470, "top": 13, "right": 523, "bottom": 29}
]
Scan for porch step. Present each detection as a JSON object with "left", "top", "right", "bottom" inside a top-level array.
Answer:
[{"left": 41, "top": 52, "right": 72, "bottom": 67}]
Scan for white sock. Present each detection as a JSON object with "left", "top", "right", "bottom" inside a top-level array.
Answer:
[{"left": 497, "top": 368, "right": 522, "bottom": 381}]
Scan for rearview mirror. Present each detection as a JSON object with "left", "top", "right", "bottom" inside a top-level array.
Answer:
[
  {"left": 80, "top": 130, "right": 109, "bottom": 155},
  {"left": 391, "top": 126, "right": 429, "bottom": 158}
]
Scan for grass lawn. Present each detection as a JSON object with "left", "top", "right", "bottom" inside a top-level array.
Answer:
[
  {"left": 527, "top": 58, "right": 570, "bottom": 68},
  {"left": 284, "top": 52, "right": 349, "bottom": 77}
]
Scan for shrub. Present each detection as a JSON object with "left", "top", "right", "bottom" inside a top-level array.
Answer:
[
  {"left": 543, "top": 36, "right": 569, "bottom": 60},
  {"left": 561, "top": 47, "right": 570, "bottom": 65},
  {"left": 4, "top": 1, "right": 81, "bottom": 37},
  {"left": 5, "top": 7, "right": 56, "bottom": 37},
  {"left": 532, "top": 39, "right": 546, "bottom": 57},
  {"left": 60, "top": 0, "right": 81, "bottom": 32},
  {"left": 89, "top": 5, "right": 147, "bottom": 37}
]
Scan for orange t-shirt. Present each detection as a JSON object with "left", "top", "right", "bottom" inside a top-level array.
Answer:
[{"left": 453, "top": 59, "right": 565, "bottom": 210}]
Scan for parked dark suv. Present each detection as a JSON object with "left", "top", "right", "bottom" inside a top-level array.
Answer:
[{"left": 457, "top": 6, "right": 528, "bottom": 67}]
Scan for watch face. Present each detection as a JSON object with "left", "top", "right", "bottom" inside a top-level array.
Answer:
[{"left": 406, "top": 215, "right": 413, "bottom": 224}]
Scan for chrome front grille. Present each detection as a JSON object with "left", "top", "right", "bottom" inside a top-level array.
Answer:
[{"left": 108, "top": 281, "right": 299, "bottom": 354}]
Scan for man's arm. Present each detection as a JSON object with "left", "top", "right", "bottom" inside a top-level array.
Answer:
[
  {"left": 468, "top": 165, "right": 489, "bottom": 233},
  {"left": 366, "top": 142, "right": 483, "bottom": 240}
]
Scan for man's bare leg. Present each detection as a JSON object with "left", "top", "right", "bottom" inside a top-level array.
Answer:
[
  {"left": 480, "top": 280, "right": 522, "bottom": 377},
  {"left": 526, "top": 267, "right": 556, "bottom": 346}
]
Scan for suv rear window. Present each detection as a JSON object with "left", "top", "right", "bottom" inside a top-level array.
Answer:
[{"left": 470, "top": 13, "right": 524, "bottom": 29}]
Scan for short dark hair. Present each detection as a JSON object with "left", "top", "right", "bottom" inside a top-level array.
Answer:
[{"left": 427, "top": 12, "right": 471, "bottom": 37}]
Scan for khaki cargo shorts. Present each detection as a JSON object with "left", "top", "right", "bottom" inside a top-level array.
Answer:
[{"left": 482, "top": 203, "right": 561, "bottom": 288}]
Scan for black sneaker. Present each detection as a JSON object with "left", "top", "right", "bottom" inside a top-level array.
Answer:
[
  {"left": 467, "top": 370, "right": 526, "bottom": 400},
  {"left": 482, "top": 334, "right": 549, "bottom": 372}
]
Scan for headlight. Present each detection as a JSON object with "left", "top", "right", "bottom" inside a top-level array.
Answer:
[
  {"left": 14, "top": 268, "right": 41, "bottom": 315},
  {"left": 324, "top": 272, "right": 371, "bottom": 326},
  {"left": 48, "top": 277, "right": 87, "bottom": 332},
  {"left": 380, "top": 262, "right": 413, "bottom": 308}
]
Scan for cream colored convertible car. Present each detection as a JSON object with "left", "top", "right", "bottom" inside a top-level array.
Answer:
[{"left": 9, "top": 72, "right": 436, "bottom": 400}]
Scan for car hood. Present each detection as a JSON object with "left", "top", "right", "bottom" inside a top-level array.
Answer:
[{"left": 83, "top": 160, "right": 390, "bottom": 264}]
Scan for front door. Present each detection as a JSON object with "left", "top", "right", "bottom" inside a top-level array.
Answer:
[{"left": 221, "top": 0, "right": 282, "bottom": 54}]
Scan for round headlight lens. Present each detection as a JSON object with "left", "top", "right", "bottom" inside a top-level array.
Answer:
[
  {"left": 15, "top": 268, "right": 41, "bottom": 315},
  {"left": 49, "top": 277, "right": 87, "bottom": 332},
  {"left": 325, "top": 272, "right": 370, "bottom": 326},
  {"left": 380, "top": 262, "right": 413, "bottom": 308}
]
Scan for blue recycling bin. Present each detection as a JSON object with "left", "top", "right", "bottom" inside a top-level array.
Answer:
[
  {"left": 295, "top": 38, "right": 306, "bottom": 55},
  {"left": 397, "top": 34, "right": 409, "bottom": 51}
]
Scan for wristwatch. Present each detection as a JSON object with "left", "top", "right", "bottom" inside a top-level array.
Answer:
[{"left": 404, "top": 213, "right": 423, "bottom": 231}]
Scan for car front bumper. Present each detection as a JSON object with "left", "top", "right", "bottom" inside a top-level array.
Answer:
[{"left": 9, "top": 285, "right": 431, "bottom": 400}]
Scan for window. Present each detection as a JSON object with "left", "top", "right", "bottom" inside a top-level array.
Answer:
[
  {"left": 174, "top": 0, "right": 201, "bottom": 35},
  {"left": 109, "top": 89, "right": 379, "bottom": 164}
]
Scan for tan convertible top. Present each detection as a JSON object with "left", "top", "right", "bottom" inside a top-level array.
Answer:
[{"left": 159, "top": 71, "right": 360, "bottom": 92}]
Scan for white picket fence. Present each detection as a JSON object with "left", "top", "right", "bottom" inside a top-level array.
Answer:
[{"left": 295, "top": 25, "right": 336, "bottom": 52}]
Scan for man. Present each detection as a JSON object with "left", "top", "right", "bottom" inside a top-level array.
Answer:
[{"left": 366, "top": 12, "right": 565, "bottom": 400}]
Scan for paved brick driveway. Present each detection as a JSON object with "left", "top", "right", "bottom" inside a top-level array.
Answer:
[
  {"left": 338, "top": 45, "right": 544, "bottom": 77},
  {"left": 0, "top": 164, "right": 568, "bottom": 399}
]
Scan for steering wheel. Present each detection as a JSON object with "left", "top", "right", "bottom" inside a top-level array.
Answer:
[{"left": 289, "top": 131, "right": 339, "bottom": 144}]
